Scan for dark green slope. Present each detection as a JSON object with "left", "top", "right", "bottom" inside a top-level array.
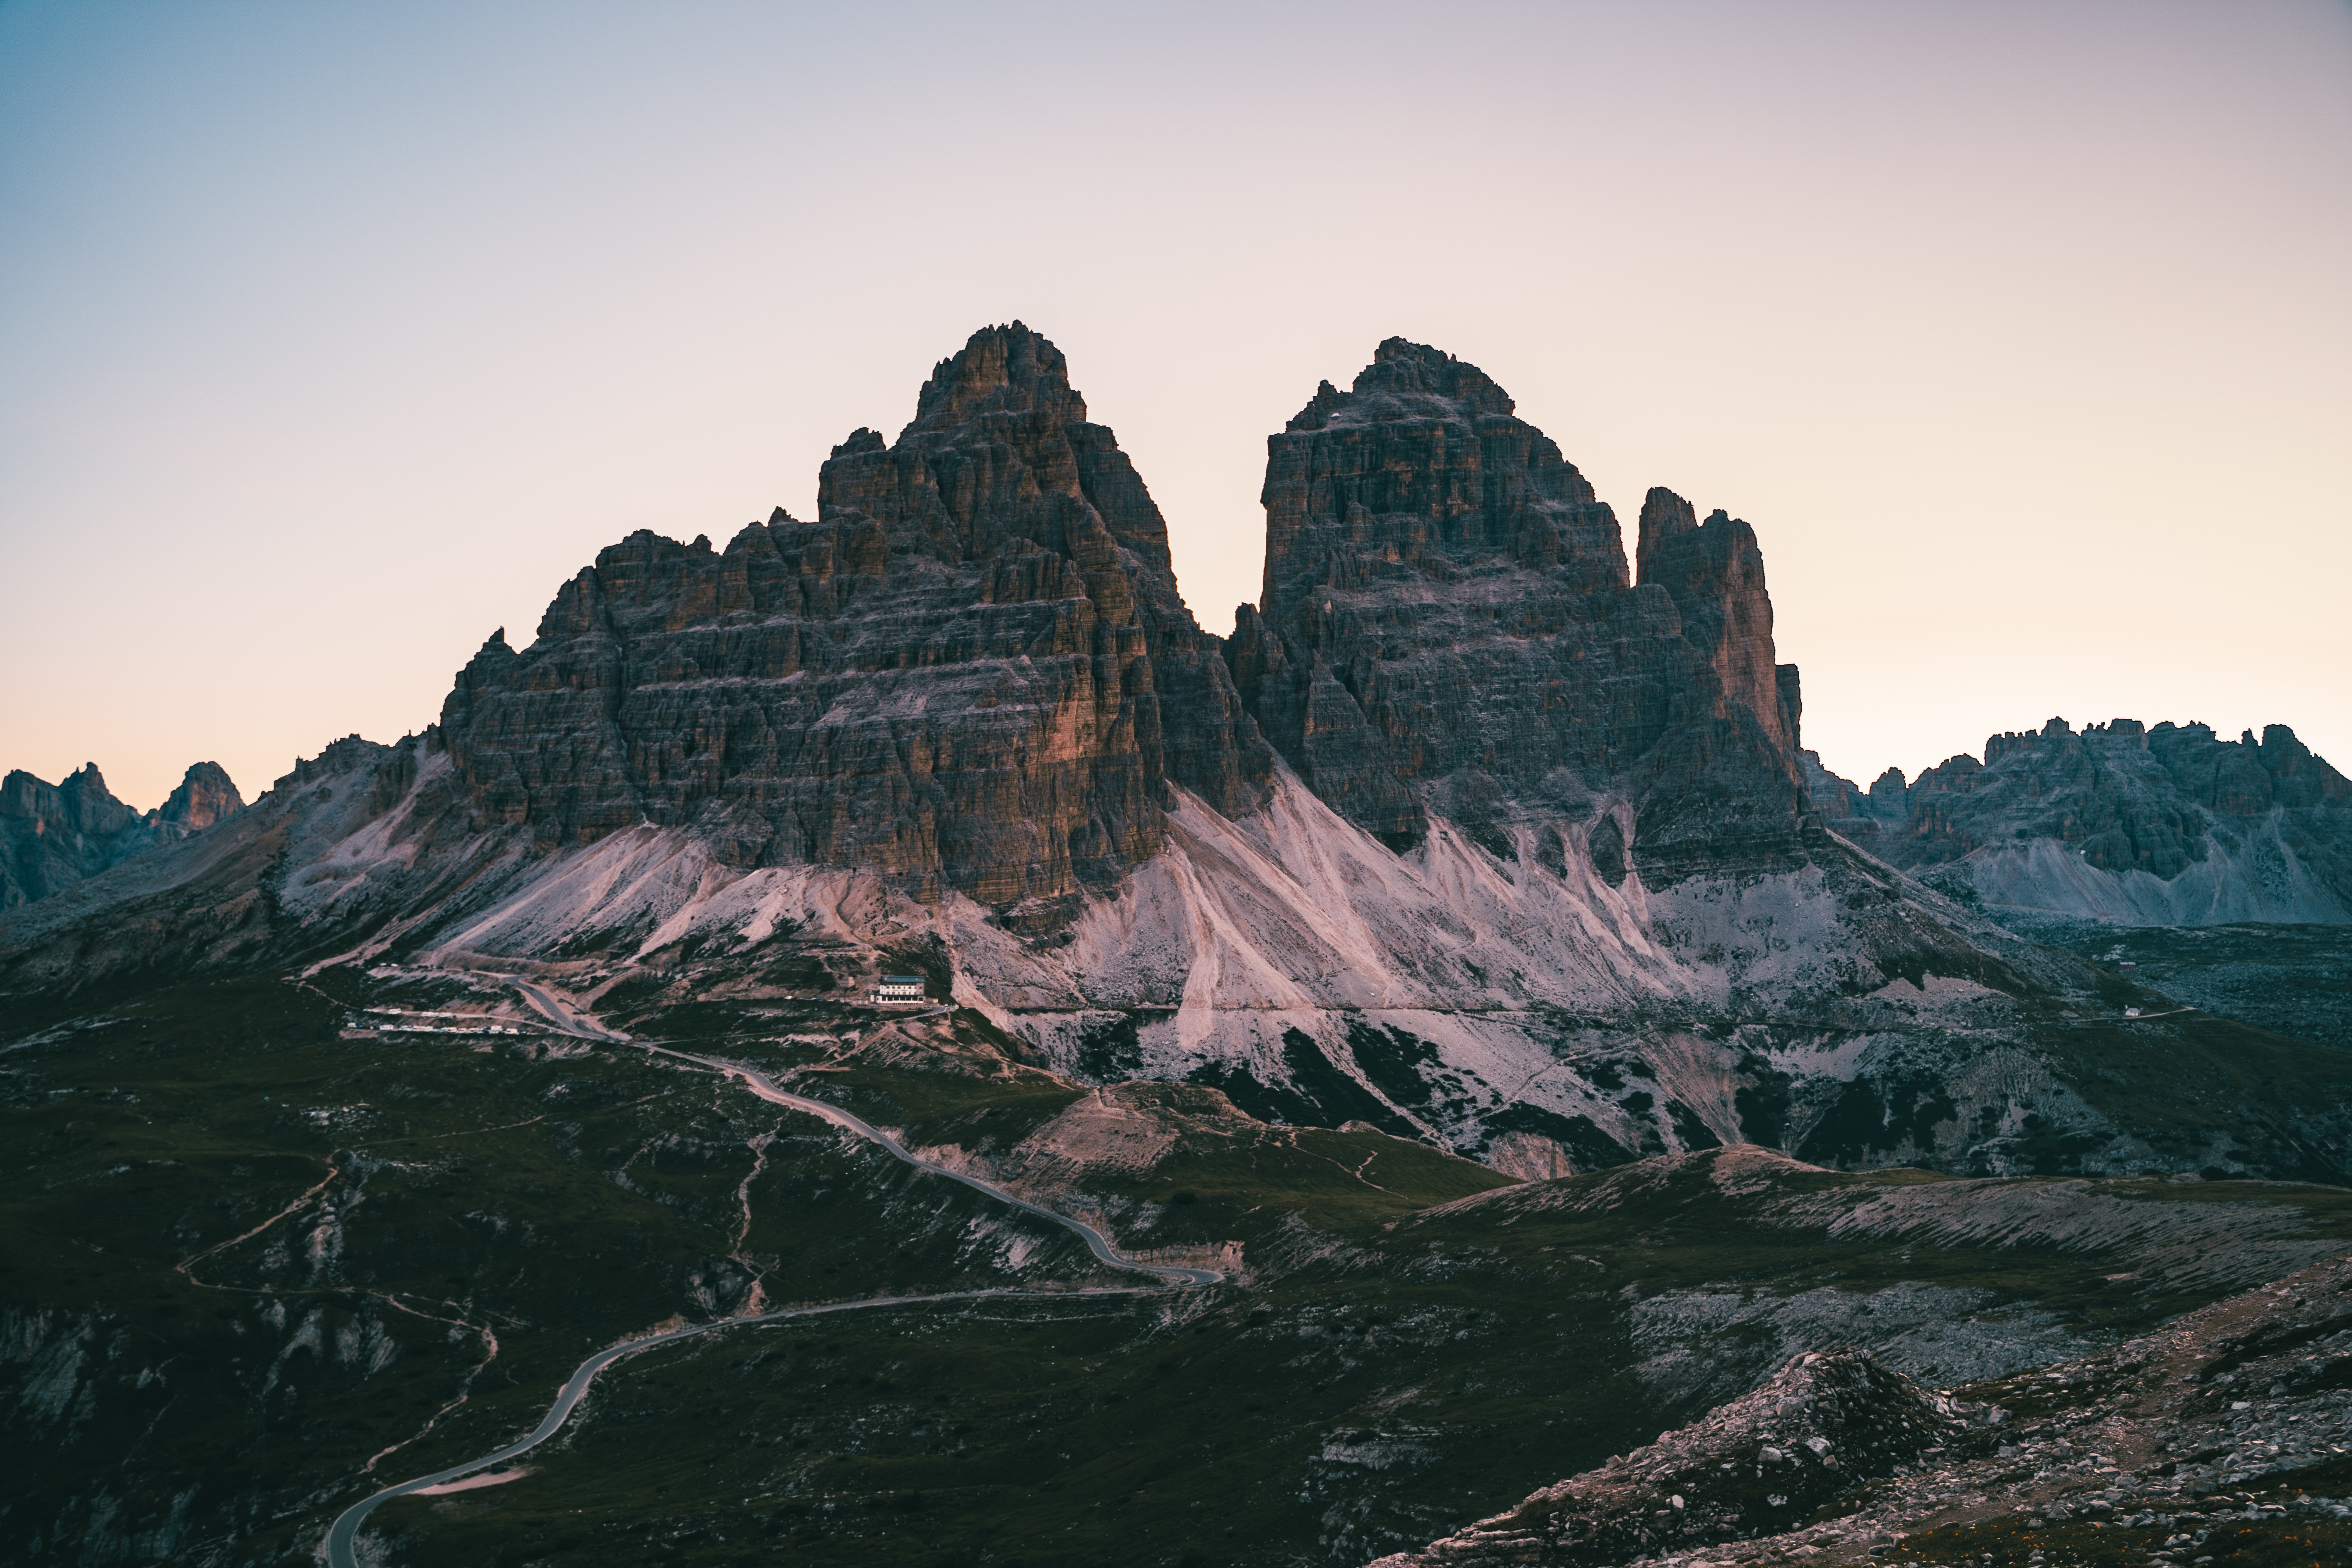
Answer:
[
  {"left": 0, "top": 973, "right": 1111, "bottom": 1565},
  {"left": 7, "top": 972, "right": 2352, "bottom": 1568}
]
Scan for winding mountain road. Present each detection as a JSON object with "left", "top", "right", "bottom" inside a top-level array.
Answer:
[
  {"left": 323, "top": 1287, "right": 1161, "bottom": 1567},
  {"left": 504, "top": 979, "right": 1221, "bottom": 1287},
  {"left": 324, "top": 976, "right": 1219, "bottom": 1568}
]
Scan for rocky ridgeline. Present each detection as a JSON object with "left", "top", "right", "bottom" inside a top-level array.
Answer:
[
  {"left": 1370, "top": 1349, "right": 1973, "bottom": 1568},
  {"left": 1374, "top": 1250, "right": 2352, "bottom": 1568},
  {"left": 1806, "top": 719, "right": 2352, "bottom": 925},
  {"left": 1227, "top": 339, "right": 1804, "bottom": 872},
  {"left": 0, "top": 761, "right": 241, "bottom": 907}
]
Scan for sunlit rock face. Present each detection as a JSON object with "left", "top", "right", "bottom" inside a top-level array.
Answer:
[
  {"left": 153, "top": 761, "right": 243, "bottom": 839},
  {"left": 438, "top": 322, "right": 1270, "bottom": 906},
  {"left": 1225, "top": 338, "right": 1806, "bottom": 876}
]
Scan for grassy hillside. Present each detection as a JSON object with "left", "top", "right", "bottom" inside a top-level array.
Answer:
[{"left": 7, "top": 968, "right": 2352, "bottom": 1567}]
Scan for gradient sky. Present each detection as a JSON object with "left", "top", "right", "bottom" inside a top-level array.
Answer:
[{"left": 4, "top": 0, "right": 2347, "bottom": 811}]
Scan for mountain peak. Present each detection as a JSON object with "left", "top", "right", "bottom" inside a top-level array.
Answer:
[
  {"left": 909, "top": 321, "right": 1085, "bottom": 432},
  {"left": 1288, "top": 338, "right": 1517, "bottom": 429},
  {"left": 436, "top": 320, "right": 1267, "bottom": 905},
  {"left": 0, "top": 757, "right": 231, "bottom": 906},
  {"left": 155, "top": 761, "right": 243, "bottom": 836},
  {"left": 1236, "top": 343, "right": 1807, "bottom": 863},
  {"left": 1808, "top": 713, "right": 2352, "bottom": 921}
]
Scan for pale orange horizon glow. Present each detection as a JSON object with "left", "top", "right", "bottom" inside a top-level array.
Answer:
[{"left": 3, "top": 1, "right": 2347, "bottom": 812}]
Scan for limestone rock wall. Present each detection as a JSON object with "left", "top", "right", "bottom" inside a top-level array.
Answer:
[
  {"left": 440, "top": 330, "right": 1817, "bottom": 904},
  {"left": 439, "top": 323, "right": 1270, "bottom": 906},
  {"left": 1226, "top": 338, "right": 1806, "bottom": 873}
]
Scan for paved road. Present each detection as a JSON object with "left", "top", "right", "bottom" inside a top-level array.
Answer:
[
  {"left": 323, "top": 974, "right": 1220, "bottom": 1566},
  {"left": 509, "top": 979, "right": 634, "bottom": 1043},
  {"left": 506, "top": 978, "right": 1221, "bottom": 1287},
  {"left": 663, "top": 1047, "right": 1223, "bottom": 1287},
  {"left": 323, "top": 1287, "right": 1160, "bottom": 1568}
]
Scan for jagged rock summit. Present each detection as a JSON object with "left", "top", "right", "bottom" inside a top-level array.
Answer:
[
  {"left": 1806, "top": 717, "right": 2352, "bottom": 924},
  {"left": 0, "top": 760, "right": 243, "bottom": 907},
  {"left": 1229, "top": 338, "right": 1805, "bottom": 872},
  {"left": 440, "top": 321, "right": 1269, "bottom": 908},
  {"left": 155, "top": 760, "right": 243, "bottom": 838}
]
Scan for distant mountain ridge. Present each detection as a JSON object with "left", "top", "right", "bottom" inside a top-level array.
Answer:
[
  {"left": 0, "top": 760, "right": 242, "bottom": 908},
  {"left": 1804, "top": 717, "right": 2352, "bottom": 924}
]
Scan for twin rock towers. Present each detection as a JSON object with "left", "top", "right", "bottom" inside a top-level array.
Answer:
[{"left": 439, "top": 325, "right": 1811, "bottom": 913}]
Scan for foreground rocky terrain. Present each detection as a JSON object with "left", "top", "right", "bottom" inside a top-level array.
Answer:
[
  {"left": 1378, "top": 1238, "right": 2352, "bottom": 1568},
  {"left": 7, "top": 960, "right": 2350, "bottom": 1567}
]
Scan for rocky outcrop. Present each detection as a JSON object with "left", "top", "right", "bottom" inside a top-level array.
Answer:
[
  {"left": 1369, "top": 1347, "right": 1971, "bottom": 1568},
  {"left": 1372, "top": 1229, "right": 2352, "bottom": 1568},
  {"left": 1800, "top": 749, "right": 1909, "bottom": 848},
  {"left": 1, "top": 765, "right": 143, "bottom": 907},
  {"left": 440, "top": 323, "right": 1270, "bottom": 908},
  {"left": 0, "top": 761, "right": 243, "bottom": 908},
  {"left": 1813, "top": 719, "right": 2352, "bottom": 924},
  {"left": 154, "top": 759, "right": 243, "bottom": 838},
  {"left": 1225, "top": 339, "right": 1805, "bottom": 874},
  {"left": 0, "top": 734, "right": 512, "bottom": 1002}
]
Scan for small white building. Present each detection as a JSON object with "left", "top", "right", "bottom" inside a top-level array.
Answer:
[{"left": 873, "top": 974, "right": 927, "bottom": 1005}]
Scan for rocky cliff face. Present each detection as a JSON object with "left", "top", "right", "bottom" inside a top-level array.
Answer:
[
  {"left": 1810, "top": 719, "right": 2352, "bottom": 924},
  {"left": 419, "top": 334, "right": 1807, "bottom": 910},
  {"left": 0, "top": 761, "right": 243, "bottom": 908},
  {"left": 439, "top": 323, "right": 1269, "bottom": 909},
  {"left": 1226, "top": 339, "right": 1805, "bottom": 875}
]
